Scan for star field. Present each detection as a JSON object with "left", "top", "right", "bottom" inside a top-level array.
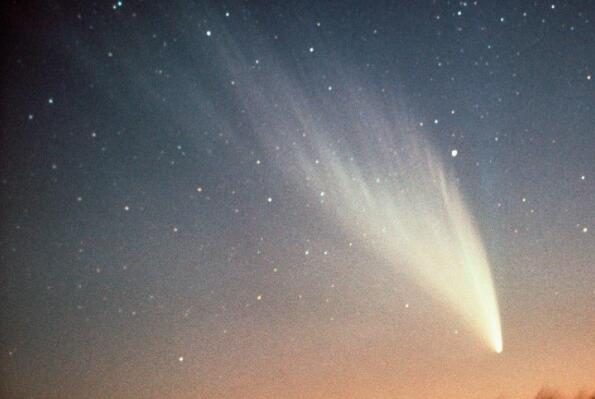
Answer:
[{"left": 1, "top": 1, "right": 594, "bottom": 399}]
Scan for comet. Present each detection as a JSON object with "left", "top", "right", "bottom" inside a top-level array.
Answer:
[
  {"left": 289, "top": 126, "right": 505, "bottom": 354},
  {"left": 220, "top": 44, "right": 503, "bottom": 353}
]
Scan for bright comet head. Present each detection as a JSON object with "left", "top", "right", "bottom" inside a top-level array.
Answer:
[{"left": 493, "top": 325, "right": 504, "bottom": 354}]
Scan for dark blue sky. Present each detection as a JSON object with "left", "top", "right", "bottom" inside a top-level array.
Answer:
[{"left": 1, "top": 1, "right": 594, "bottom": 398}]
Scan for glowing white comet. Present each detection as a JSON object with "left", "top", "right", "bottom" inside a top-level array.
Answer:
[
  {"left": 220, "top": 45, "right": 503, "bottom": 352},
  {"left": 291, "top": 128, "right": 504, "bottom": 354}
]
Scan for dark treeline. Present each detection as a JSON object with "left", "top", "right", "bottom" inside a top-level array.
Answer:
[{"left": 531, "top": 388, "right": 595, "bottom": 399}]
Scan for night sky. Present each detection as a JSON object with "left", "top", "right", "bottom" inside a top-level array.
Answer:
[{"left": 1, "top": 1, "right": 594, "bottom": 398}]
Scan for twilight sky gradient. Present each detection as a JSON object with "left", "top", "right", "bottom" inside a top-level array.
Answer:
[{"left": 1, "top": 1, "right": 594, "bottom": 398}]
